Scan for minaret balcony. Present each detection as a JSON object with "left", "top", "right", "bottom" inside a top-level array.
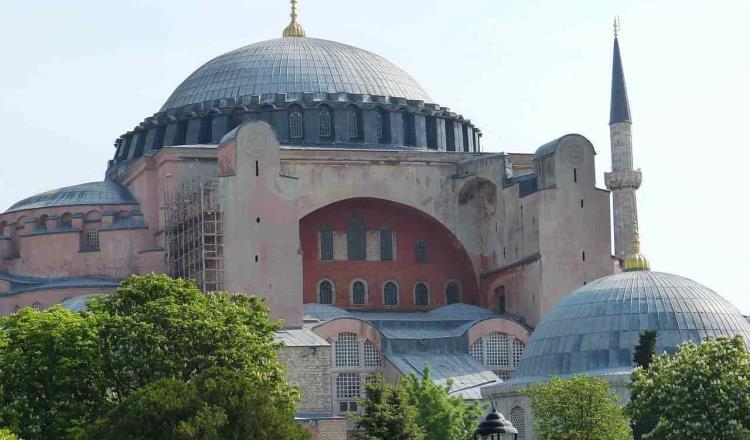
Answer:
[{"left": 605, "top": 169, "right": 642, "bottom": 190}]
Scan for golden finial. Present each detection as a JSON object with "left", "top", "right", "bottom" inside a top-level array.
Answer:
[
  {"left": 623, "top": 215, "right": 651, "bottom": 271},
  {"left": 613, "top": 16, "right": 620, "bottom": 38},
  {"left": 283, "top": 0, "right": 307, "bottom": 38}
]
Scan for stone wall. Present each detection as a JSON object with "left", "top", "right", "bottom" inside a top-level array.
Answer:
[{"left": 279, "top": 345, "right": 334, "bottom": 413}]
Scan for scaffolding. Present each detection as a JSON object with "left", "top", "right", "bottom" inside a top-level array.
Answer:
[{"left": 163, "top": 179, "right": 224, "bottom": 292}]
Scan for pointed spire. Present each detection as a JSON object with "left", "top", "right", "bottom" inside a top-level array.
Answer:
[
  {"left": 623, "top": 216, "right": 651, "bottom": 271},
  {"left": 283, "top": 0, "right": 307, "bottom": 38},
  {"left": 610, "top": 17, "right": 631, "bottom": 124}
]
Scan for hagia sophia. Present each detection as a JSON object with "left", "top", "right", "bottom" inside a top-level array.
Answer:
[{"left": 1, "top": 3, "right": 748, "bottom": 440}]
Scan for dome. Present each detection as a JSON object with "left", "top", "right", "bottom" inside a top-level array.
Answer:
[
  {"left": 6, "top": 181, "right": 137, "bottom": 213},
  {"left": 161, "top": 37, "right": 433, "bottom": 111},
  {"left": 516, "top": 271, "right": 750, "bottom": 379}
]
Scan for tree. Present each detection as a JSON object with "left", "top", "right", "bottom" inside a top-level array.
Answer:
[
  {"left": 87, "top": 274, "right": 286, "bottom": 402},
  {"left": 79, "top": 368, "right": 310, "bottom": 440},
  {"left": 350, "top": 373, "right": 425, "bottom": 440},
  {"left": 0, "top": 306, "right": 107, "bottom": 440},
  {"left": 0, "top": 429, "right": 18, "bottom": 440},
  {"left": 631, "top": 330, "right": 657, "bottom": 439},
  {"left": 526, "top": 375, "right": 631, "bottom": 440},
  {"left": 401, "top": 364, "right": 483, "bottom": 440},
  {"left": 627, "top": 336, "right": 750, "bottom": 440}
]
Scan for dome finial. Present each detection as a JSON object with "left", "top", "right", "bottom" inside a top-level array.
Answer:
[
  {"left": 624, "top": 215, "right": 651, "bottom": 271},
  {"left": 283, "top": 0, "right": 307, "bottom": 38}
]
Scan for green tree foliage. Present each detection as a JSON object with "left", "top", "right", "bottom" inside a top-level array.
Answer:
[
  {"left": 631, "top": 330, "right": 658, "bottom": 439},
  {"left": 0, "top": 306, "right": 107, "bottom": 440},
  {"left": 627, "top": 336, "right": 750, "bottom": 440},
  {"left": 79, "top": 368, "right": 309, "bottom": 440},
  {"left": 0, "top": 428, "right": 18, "bottom": 440},
  {"left": 350, "top": 373, "right": 425, "bottom": 440},
  {"left": 633, "top": 330, "right": 657, "bottom": 369},
  {"left": 401, "top": 365, "right": 483, "bottom": 440},
  {"left": 526, "top": 375, "right": 631, "bottom": 440}
]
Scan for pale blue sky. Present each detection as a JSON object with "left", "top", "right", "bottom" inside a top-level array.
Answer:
[{"left": 0, "top": 1, "right": 748, "bottom": 311}]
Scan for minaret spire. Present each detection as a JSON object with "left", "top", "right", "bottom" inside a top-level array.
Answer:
[
  {"left": 604, "top": 19, "right": 643, "bottom": 263},
  {"left": 283, "top": 0, "right": 307, "bottom": 38}
]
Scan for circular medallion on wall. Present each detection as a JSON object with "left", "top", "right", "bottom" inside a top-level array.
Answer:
[{"left": 561, "top": 142, "right": 585, "bottom": 168}]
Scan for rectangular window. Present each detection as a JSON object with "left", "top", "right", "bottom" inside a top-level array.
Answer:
[
  {"left": 380, "top": 229, "right": 393, "bottom": 261},
  {"left": 574, "top": 168, "right": 578, "bottom": 183},
  {"left": 320, "top": 227, "right": 333, "bottom": 261},
  {"left": 86, "top": 228, "right": 100, "bottom": 249},
  {"left": 415, "top": 240, "right": 427, "bottom": 264},
  {"left": 336, "top": 373, "right": 361, "bottom": 400},
  {"left": 348, "top": 111, "right": 359, "bottom": 139},
  {"left": 347, "top": 214, "right": 366, "bottom": 261}
]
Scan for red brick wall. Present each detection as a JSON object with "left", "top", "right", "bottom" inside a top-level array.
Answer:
[{"left": 300, "top": 198, "right": 478, "bottom": 309}]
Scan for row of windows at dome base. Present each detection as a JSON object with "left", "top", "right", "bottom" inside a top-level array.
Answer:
[
  {"left": 111, "top": 105, "right": 481, "bottom": 166},
  {"left": 317, "top": 279, "right": 461, "bottom": 306}
]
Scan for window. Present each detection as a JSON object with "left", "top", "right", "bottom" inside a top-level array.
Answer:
[
  {"left": 470, "top": 340, "right": 483, "bottom": 364},
  {"left": 383, "top": 282, "right": 398, "bottom": 306},
  {"left": 512, "top": 338, "right": 525, "bottom": 367},
  {"left": 289, "top": 111, "right": 303, "bottom": 139},
  {"left": 446, "top": 282, "right": 460, "bottom": 304},
  {"left": 320, "top": 227, "right": 333, "bottom": 260},
  {"left": 334, "top": 333, "right": 360, "bottom": 368},
  {"left": 495, "top": 286, "right": 506, "bottom": 313},
  {"left": 31, "top": 302, "right": 43, "bottom": 312},
  {"left": 376, "top": 113, "right": 383, "bottom": 141},
  {"left": 580, "top": 199, "right": 584, "bottom": 208},
  {"left": 582, "top": 251, "right": 586, "bottom": 262},
  {"left": 380, "top": 228, "right": 393, "bottom": 261},
  {"left": 86, "top": 228, "right": 100, "bottom": 250},
  {"left": 573, "top": 168, "right": 578, "bottom": 183},
  {"left": 471, "top": 332, "right": 526, "bottom": 377},
  {"left": 511, "top": 407, "right": 526, "bottom": 439},
  {"left": 414, "top": 283, "right": 429, "bottom": 306},
  {"left": 82, "top": 211, "right": 101, "bottom": 251},
  {"left": 35, "top": 215, "right": 48, "bottom": 231},
  {"left": 319, "top": 280, "right": 334, "bottom": 305},
  {"left": 426, "top": 116, "right": 437, "bottom": 150},
  {"left": 347, "top": 214, "right": 366, "bottom": 261},
  {"left": 415, "top": 240, "right": 427, "bottom": 263},
  {"left": 336, "top": 373, "right": 361, "bottom": 412},
  {"left": 352, "top": 281, "right": 366, "bottom": 305},
  {"left": 57, "top": 213, "right": 72, "bottom": 229},
  {"left": 0, "top": 221, "right": 6, "bottom": 237},
  {"left": 319, "top": 109, "right": 332, "bottom": 138},
  {"left": 403, "top": 112, "right": 415, "bottom": 146},
  {"left": 348, "top": 109, "right": 359, "bottom": 139},
  {"left": 445, "top": 120, "right": 456, "bottom": 151},
  {"left": 364, "top": 340, "right": 381, "bottom": 368}
]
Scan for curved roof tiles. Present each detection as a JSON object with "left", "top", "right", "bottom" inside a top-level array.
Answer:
[
  {"left": 6, "top": 181, "right": 137, "bottom": 213},
  {"left": 161, "top": 37, "right": 433, "bottom": 111},
  {"left": 515, "top": 271, "right": 750, "bottom": 379}
]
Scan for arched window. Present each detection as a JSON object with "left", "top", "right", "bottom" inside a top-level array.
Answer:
[
  {"left": 289, "top": 111, "right": 303, "bottom": 139},
  {"left": 414, "top": 283, "right": 429, "bottom": 306},
  {"left": 0, "top": 221, "right": 6, "bottom": 237},
  {"left": 57, "top": 213, "right": 72, "bottom": 229},
  {"left": 383, "top": 282, "right": 398, "bottom": 306},
  {"left": 34, "top": 215, "right": 48, "bottom": 231},
  {"left": 81, "top": 211, "right": 101, "bottom": 251},
  {"left": 380, "top": 228, "right": 393, "bottom": 261},
  {"left": 334, "top": 333, "right": 360, "bottom": 368},
  {"left": 9, "top": 216, "right": 24, "bottom": 256},
  {"left": 31, "top": 302, "right": 43, "bottom": 312},
  {"left": 446, "top": 281, "right": 460, "bottom": 304},
  {"left": 319, "top": 280, "right": 334, "bottom": 305},
  {"left": 470, "top": 332, "right": 526, "bottom": 380},
  {"left": 510, "top": 407, "right": 526, "bottom": 439},
  {"left": 364, "top": 340, "right": 382, "bottom": 368},
  {"left": 415, "top": 240, "right": 427, "bottom": 263},
  {"left": 348, "top": 108, "right": 360, "bottom": 140},
  {"left": 319, "top": 108, "right": 332, "bottom": 139},
  {"left": 320, "top": 226, "right": 333, "bottom": 261},
  {"left": 352, "top": 281, "right": 366, "bottom": 305},
  {"left": 347, "top": 214, "right": 366, "bottom": 261}
]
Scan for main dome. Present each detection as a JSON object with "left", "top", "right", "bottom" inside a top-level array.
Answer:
[
  {"left": 516, "top": 271, "right": 750, "bottom": 379},
  {"left": 161, "top": 37, "right": 433, "bottom": 111}
]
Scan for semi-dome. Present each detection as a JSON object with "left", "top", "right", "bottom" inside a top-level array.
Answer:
[
  {"left": 161, "top": 37, "right": 433, "bottom": 111},
  {"left": 5, "top": 181, "right": 137, "bottom": 213},
  {"left": 516, "top": 270, "right": 750, "bottom": 379}
]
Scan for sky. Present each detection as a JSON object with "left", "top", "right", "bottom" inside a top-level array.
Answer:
[{"left": 0, "top": 0, "right": 748, "bottom": 311}]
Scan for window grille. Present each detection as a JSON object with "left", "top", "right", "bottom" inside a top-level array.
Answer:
[
  {"left": 320, "top": 227, "right": 333, "bottom": 260},
  {"left": 289, "top": 111, "right": 303, "bottom": 139},
  {"left": 364, "top": 340, "right": 381, "bottom": 368},
  {"left": 347, "top": 214, "right": 366, "bottom": 261},
  {"left": 484, "top": 332, "right": 510, "bottom": 367},
  {"left": 334, "top": 333, "right": 360, "bottom": 368},
  {"left": 414, "top": 283, "right": 429, "bottom": 306},
  {"left": 31, "top": 302, "right": 43, "bottom": 312},
  {"left": 494, "top": 370, "right": 513, "bottom": 381},
  {"left": 319, "top": 110, "right": 332, "bottom": 138},
  {"left": 352, "top": 281, "right": 366, "bottom": 305},
  {"left": 376, "top": 113, "right": 383, "bottom": 140},
  {"left": 86, "top": 228, "right": 100, "bottom": 249},
  {"left": 380, "top": 228, "right": 393, "bottom": 261},
  {"left": 512, "top": 338, "right": 525, "bottom": 367},
  {"left": 510, "top": 407, "right": 526, "bottom": 439},
  {"left": 336, "top": 373, "right": 361, "bottom": 413},
  {"left": 319, "top": 280, "right": 333, "bottom": 305},
  {"left": 348, "top": 110, "right": 359, "bottom": 139},
  {"left": 470, "top": 340, "right": 483, "bottom": 364},
  {"left": 383, "top": 282, "right": 398, "bottom": 306},
  {"left": 446, "top": 282, "right": 460, "bottom": 304},
  {"left": 415, "top": 240, "right": 427, "bottom": 263}
]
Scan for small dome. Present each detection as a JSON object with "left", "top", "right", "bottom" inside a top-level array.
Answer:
[
  {"left": 516, "top": 271, "right": 750, "bottom": 378},
  {"left": 161, "top": 37, "right": 433, "bottom": 111},
  {"left": 6, "top": 181, "right": 137, "bottom": 213}
]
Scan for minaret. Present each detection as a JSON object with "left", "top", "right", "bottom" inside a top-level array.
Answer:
[{"left": 605, "top": 18, "right": 642, "bottom": 261}]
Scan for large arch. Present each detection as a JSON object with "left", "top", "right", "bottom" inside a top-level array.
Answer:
[{"left": 300, "top": 197, "right": 481, "bottom": 309}]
